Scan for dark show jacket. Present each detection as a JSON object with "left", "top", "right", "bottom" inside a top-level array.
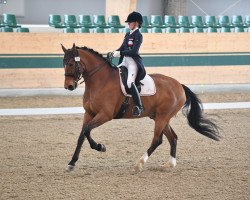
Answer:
[{"left": 117, "top": 29, "right": 146, "bottom": 85}]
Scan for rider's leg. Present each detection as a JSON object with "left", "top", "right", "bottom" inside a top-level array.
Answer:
[
  {"left": 125, "top": 57, "right": 143, "bottom": 117},
  {"left": 130, "top": 82, "right": 143, "bottom": 116},
  {"left": 124, "top": 57, "right": 137, "bottom": 88}
]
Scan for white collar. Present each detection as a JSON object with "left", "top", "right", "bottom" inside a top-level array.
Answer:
[{"left": 130, "top": 27, "right": 139, "bottom": 35}]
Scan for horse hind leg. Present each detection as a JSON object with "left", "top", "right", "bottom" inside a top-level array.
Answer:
[
  {"left": 134, "top": 118, "right": 166, "bottom": 172},
  {"left": 162, "top": 125, "right": 177, "bottom": 168}
]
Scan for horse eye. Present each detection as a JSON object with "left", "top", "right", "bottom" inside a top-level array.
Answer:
[{"left": 69, "top": 63, "right": 74, "bottom": 67}]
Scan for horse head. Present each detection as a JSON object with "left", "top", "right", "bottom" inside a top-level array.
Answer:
[
  {"left": 62, "top": 44, "right": 114, "bottom": 91},
  {"left": 62, "top": 43, "right": 84, "bottom": 91}
]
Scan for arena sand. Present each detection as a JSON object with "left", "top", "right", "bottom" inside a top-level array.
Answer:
[{"left": 0, "top": 92, "right": 249, "bottom": 200}]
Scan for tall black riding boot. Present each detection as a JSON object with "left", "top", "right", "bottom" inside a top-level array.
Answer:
[{"left": 130, "top": 82, "right": 143, "bottom": 117}]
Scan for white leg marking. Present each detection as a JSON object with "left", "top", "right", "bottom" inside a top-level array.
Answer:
[
  {"left": 134, "top": 152, "right": 148, "bottom": 172},
  {"left": 65, "top": 165, "right": 75, "bottom": 172},
  {"left": 141, "top": 152, "right": 149, "bottom": 163},
  {"left": 164, "top": 156, "right": 176, "bottom": 168}
]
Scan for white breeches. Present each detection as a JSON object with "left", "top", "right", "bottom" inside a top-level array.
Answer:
[{"left": 118, "top": 57, "right": 138, "bottom": 88}]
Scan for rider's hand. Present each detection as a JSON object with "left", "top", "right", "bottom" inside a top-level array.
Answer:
[{"left": 112, "top": 51, "right": 120, "bottom": 57}]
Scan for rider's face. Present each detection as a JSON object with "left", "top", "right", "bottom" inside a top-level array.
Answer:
[{"left": 128, "top": 22, "right": 137, "bottom": 30}]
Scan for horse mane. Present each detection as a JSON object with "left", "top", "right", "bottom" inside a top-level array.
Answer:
[{"left": 76, "top": 46, "right": 116, "bottom": 69}]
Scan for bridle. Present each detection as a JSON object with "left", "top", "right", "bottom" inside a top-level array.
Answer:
[
  {"left": 64, "top": 56, "right": 84, "bottom": 84},
  {"left": 64, "top": 50, "right": 106, "bottom": 84}
]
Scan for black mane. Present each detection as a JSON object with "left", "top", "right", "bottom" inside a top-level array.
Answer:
[{"left": 76, "top": 46, "right": 116, "bottom": 68}]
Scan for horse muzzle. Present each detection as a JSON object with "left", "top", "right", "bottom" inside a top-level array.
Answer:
[{"left": 65, "top": 81, "right": 78, "bottom": 91}]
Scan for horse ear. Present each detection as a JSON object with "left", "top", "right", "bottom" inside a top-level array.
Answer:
[
  {"left": 72, "top": 43, "right": 78, "bottom": 55},
  {"left": 61, "top": 44, "right": 67, "bottom": 53}
]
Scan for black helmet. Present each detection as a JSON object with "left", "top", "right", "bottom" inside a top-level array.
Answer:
[{"left": 125, "top": 11, "right": 143, "bottom": 25}]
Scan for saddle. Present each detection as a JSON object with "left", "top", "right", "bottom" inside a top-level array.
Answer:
[{"left": 119, "top": 66, "right": 156, "bottom": 97}]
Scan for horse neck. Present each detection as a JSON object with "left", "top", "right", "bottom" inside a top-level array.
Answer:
[{"left": 80, "top": 50, "right": 116, "bottom": 88}]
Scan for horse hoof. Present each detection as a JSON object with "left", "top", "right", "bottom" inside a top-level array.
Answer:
[
  {"left": 164, "top": 157, "right": 176, "bottom": 168},
  {"left": 65, "top": 165, "right": 75, "bottom": 172},
  {"left": 100, "top": 144, "right": 106, "bottom": 152},
  {"left": 133, "top": 162, "right": 143, "bottom": 173}
]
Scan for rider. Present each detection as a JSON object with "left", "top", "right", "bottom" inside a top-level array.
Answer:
[{"left": 112, "top": 11, "right": 146, "bottom": 117}]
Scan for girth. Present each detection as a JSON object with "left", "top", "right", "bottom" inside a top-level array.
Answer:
[{"left": 114, "top": 96, "right": 130, "bottom": 119}]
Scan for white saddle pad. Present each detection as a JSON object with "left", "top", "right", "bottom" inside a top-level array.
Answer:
[{"left": 119, "top": 69, "right": 156, "bottom": 97}]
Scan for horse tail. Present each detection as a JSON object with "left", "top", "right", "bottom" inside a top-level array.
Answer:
[{"left": 181, "top": 84, "right": 220, "bottom": 141}]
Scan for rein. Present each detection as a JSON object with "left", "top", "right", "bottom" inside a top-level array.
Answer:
[{"left": 84, "top": 62, "right": 106, "bottom": 80}]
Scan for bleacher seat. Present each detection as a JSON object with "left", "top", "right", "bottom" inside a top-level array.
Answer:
[
  {"left": 207, "top": 27, "right": 217, "bottom": 33},
  {"left": 64, "top": 15, "right": 80, "bottom": 28},
  {"left": 78, "top": 15, "right": 95, "bottom": 28},
  {"left": 78, "top": 27, "right": 90, "bottom": 33},
  {"left": 191, "top": 16, "right": 204, "bottom": 27},
  {"left": 93, "top": 27, "right": 105, "bottom": 33},
  {"left": 63, "top": 27, "right": 75, "bottom": 33},
  {"left": 165, "top": 27, "right": 176, "bottom": 33},
  {"left": 16, "top": 27, "right": 29, "bottom": 32},
  {"left": 108, "top": 27, "right": 119, "bottom": 33},
  {"left": 150, "top": 15, "right": 165, "bottom": 27},
  {"left": 193, "top": 27, "right": 204, "bottom": 33},
  {"left": 164, "top": 15, "right": 177, "bottom": 27},
  {"left": 0, "top": 19, "right": 5, "bottom": 27},
  {"left": 142, "top": 16, "right": 151, "bottom": 28},
  {"left": 107, "top": 15, "right": 125, "bottom": 28},
  {"left": 123, "top": 27, "right": 130, "bottom": 33},
  {"left": 231, "top": 15, "right": 244, "bottom": 27},
  {"left": 140, "top": 27, "right": 148, "bottom": 33},
  {"left": 48, "top": 15, "right": 65, "bottom": 28},
  {"left": 245, "top": 15, "right": 250, "bottom": 27},
  {"left": 204, "top": 16, "right": 217, "bottom": 27},
  {"left": 234, "top": 27, "right": 244, "bottom": 32},
  {"left": 218, "top": 15, "right": 231, "bottom": 27},
  {"left": 179, "top": 27, "right": 190, "bottom": 33},
  {"left": 178, "top": 16, "right": 190, "bottom": 27},
  {"left": 2, "top": 13, "right": 21, "bottom": 28},
  {"left": 93, "top": 15, "right": 110, "bottom": 28},
  {"left": 221, "top": 27, "right": 231, "bottom": 32},
  {"left": 1, "top": 27, "right": 13, "bottom": 32},
  {"left": 151, "top": 27, "right": 162, "bottom": 33}
]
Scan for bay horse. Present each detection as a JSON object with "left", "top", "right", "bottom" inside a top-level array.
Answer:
[{"left": 62, "top": 43, "right": 220, "bottom": 172}]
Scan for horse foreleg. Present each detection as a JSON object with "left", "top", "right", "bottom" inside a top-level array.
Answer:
[
  {"left": 134, "top": 118, "right": 166, "bottom": 172},
  {"left": 162, "top": 125, "right": 177, "bottom": 168},
  {"left": 65, "top": 113, "right": 92, "bottom": 172},
  {"left": 66, "top": 112, "right": 111, "bottom": 172},
  {"left": 66, "top": 124, "right": 89, "bottom": 172},
  {"left": 85, "top": 131, "right": 106, "bottom": 152}
]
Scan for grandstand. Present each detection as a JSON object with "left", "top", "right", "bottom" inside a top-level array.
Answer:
[
  {"left": 0, "top": 0, "right": 249, "bottom": 88},
  {"left": 0, "top": 1, "right": 250, "bottom": 199},
  {"left": 0, "top": 0, "right": 249, "bottom": 33}
]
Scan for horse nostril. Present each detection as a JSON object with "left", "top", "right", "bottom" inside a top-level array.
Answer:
[{"left": 68, "top": 85, "right": 74, "bottom": 91}]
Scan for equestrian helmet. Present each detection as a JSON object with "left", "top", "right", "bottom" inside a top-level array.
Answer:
[{"left": 125, "top": 11, "right": 143, "bottom": 25}]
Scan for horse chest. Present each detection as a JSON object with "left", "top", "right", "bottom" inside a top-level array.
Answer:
[{"left": 83, "top": 96, "right": 101, "bottom": 115}]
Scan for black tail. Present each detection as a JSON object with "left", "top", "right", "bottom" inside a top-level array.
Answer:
[{"left": 182, "top": 84, "right": 220, "bottom": 141}]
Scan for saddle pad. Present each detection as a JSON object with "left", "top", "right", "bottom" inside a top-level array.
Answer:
[{"left": 119, "top": 68, "right": 156, "bottom": 97}]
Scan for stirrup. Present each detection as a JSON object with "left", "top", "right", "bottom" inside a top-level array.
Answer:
[{"left": 133, "top": 106, "right": 143, "bottom": 117}]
